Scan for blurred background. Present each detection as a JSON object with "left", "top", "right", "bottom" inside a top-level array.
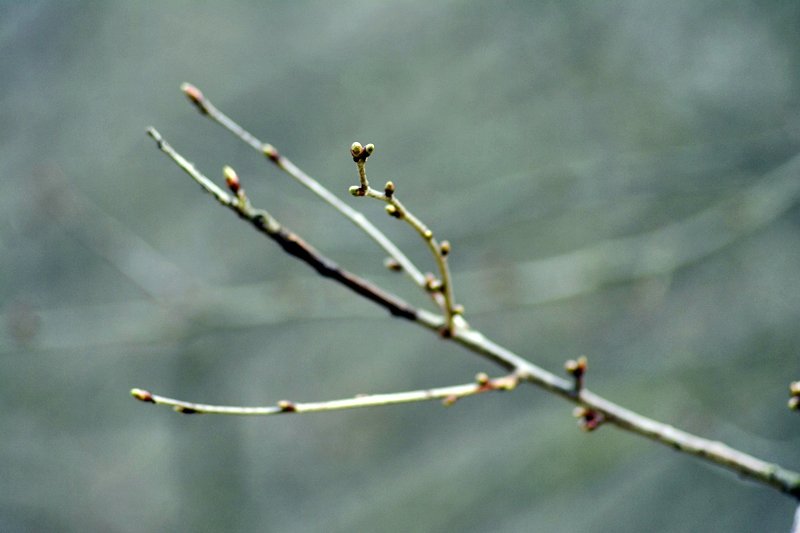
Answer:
[{"left": 2, "top": 1, "right": 800, "bottom": 531}]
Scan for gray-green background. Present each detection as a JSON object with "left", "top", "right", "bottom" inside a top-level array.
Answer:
[{"left": 2, "top": 1, "right": 800, "bottom": 531}]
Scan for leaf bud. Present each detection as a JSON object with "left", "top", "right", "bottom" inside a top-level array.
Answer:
[{"left": 223, "top": 165, "right": 240, "bottom": 193}]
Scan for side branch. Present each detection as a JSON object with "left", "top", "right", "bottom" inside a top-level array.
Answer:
[
  {"left": 179, "top": 83, "right": 434, "bottom": 299},
  {"left": 144, "top": 128, "right": 800, "bottom": 500},
  {"left": 130, "top": 373, "right": 519, "bottom": 416},
  {"left": 348, "top": 142, "right": 461, "bottom": 334},
  {"left": 146, "top": 128, "right": 418, "bottom": 321}
]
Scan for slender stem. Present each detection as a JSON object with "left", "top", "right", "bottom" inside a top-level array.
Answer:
[
  {"left": 145, "top": 128, "right": 800, "bottom": 500},
  {"left": 350, "top": 149, "right": 459, "bottom": 333},
  {"left": 130, "top": 373, "right": 519, "bottom": 416},
  {"left": 179, "top": 83, "right": 430, "bottom": 293},
  {"left": 146, "top": 128, "right": 417, "bottom": 320}
]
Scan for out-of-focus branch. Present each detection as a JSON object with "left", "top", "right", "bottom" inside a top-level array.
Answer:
[
  {"left": 130, "top": 372, "right": 519, "bottom": 416},
  {"left": 143, "top": 127, "right": 800, "bottom": 499}
]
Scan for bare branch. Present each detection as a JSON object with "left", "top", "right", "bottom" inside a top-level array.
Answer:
[
  {"left": 130, "top": 373, "right": 519, "bottom": 416},
  {"left": 146, "top": 128, "right": 419, "bottom": 321},
  {"left": 144, "top": 121, "right": 800, "bottom": 499},
  {"left": 178, "top": 83, "right": 435, "bottom": 301},
  {"left": 348, "top": 141, "right": 461, "bottom": 334}
]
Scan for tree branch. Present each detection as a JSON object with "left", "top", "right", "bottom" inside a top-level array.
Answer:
[
  {"left": 347, "top": 141, "right": 462, "bottom": 334},
  {"left": 142, "top": 114, "right": 800, "bottom": 500},
  {"left": 130, "top": 372, "right": 519, "bottom": 416},
  {"left": 146, "top": 128, "right": 418, "bottom": 321},
  {"left": 179, "top": 83, "right": 441, "bottom": 308}
]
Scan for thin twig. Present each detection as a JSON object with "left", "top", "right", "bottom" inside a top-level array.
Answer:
[
  {"left": 130, "top": 372, "right": 519, "bottom": 416},
  {"left": 144, "top": 127, "right": 800, "bottom": 499},
  {"left": 179, "top": 83, "right": 437, "bottom": 303},
  {"left": 348, "top": 142, "right": 461, "bottom": 334},
  {"left": 146, "top": 128, "right": 418, "bottom": 321}
]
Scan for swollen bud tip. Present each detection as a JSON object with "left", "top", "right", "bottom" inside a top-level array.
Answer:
[
  {"left": 350, "top": 142, "right": 363, "bottom": 158},
  {"left": 223, "top": 166, "right": 240, "bottom": 193},
  {"left": 180, "top": 83, "right": 207, "bottom": 113},
  {"left": 131, "top": 388, "right": 155, "bottom": 403}
]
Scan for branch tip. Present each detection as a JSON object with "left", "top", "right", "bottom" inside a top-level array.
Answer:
[
  {"left": 145, "top": 127, "right": 163, "bottom": 147},
  {"left": 180, "top": 82, "right": 208, "bottom": 114},
  {"left": 223, "top": 165, "right": 241, "bottom": 194},
  {"left": 350, "top": 141, "right": 373, "bottom": 162},
  {"left": 131, "top": 388, "right": 155, "bottom": 403},
  {"left": 349, "top": 185, "right": 366, "bottom": 197},
  {"left": 565, "top": 356, "right": 588, "bottom": 391}
]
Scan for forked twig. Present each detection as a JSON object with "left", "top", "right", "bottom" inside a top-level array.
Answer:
[
  {"left": 179, "top": 83, "right": 442, "bottom": 310},
  {"left": 138, "top": 94, "right": 800, "bottom": 502},
  {"left": 347, "top": 141, "right": 462, "bottom": 335}
]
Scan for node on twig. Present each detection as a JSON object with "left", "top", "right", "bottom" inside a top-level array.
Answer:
[
  {"left": 565, "top": 356, "right": 588, "bottom": 392},
  {"left": 223, "top": 165, "right": 241, "bottom": 194},
  {"left": 573, "top": 407, "right": 605, "bottom": 432},
  {"left": 384, "top": 257, "right": 403, "bottom": 272}
]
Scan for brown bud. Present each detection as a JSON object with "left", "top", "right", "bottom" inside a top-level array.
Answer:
[
  {"left": 384, "top": 181, "right": 395, "bottom": 197},
  {"left": 180, "top": 83, "right": 207, "bottom": 114},
  {"left": 130, "top": 388, "right": 155, "bottom": 403},
  {"left": 440, "top": 240, "right": 451, "bottom": 256},
  {"left": 223, "top": 166, "right": 240, "bottom": 194},
  {"left": 278, "top": 400, "right": 296, "bottom": 412},
  {"left": 573, "top": 407, "right": 604, "bottom": 431},
  {"left": 383, "top": 257, "right": 403, "bottom": 272},
  {"left": 565, "top": 356, "right": 588, "bottom": 379},
  {"left": 262, "top": 143, "right": 280, "bottom": 163}
]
